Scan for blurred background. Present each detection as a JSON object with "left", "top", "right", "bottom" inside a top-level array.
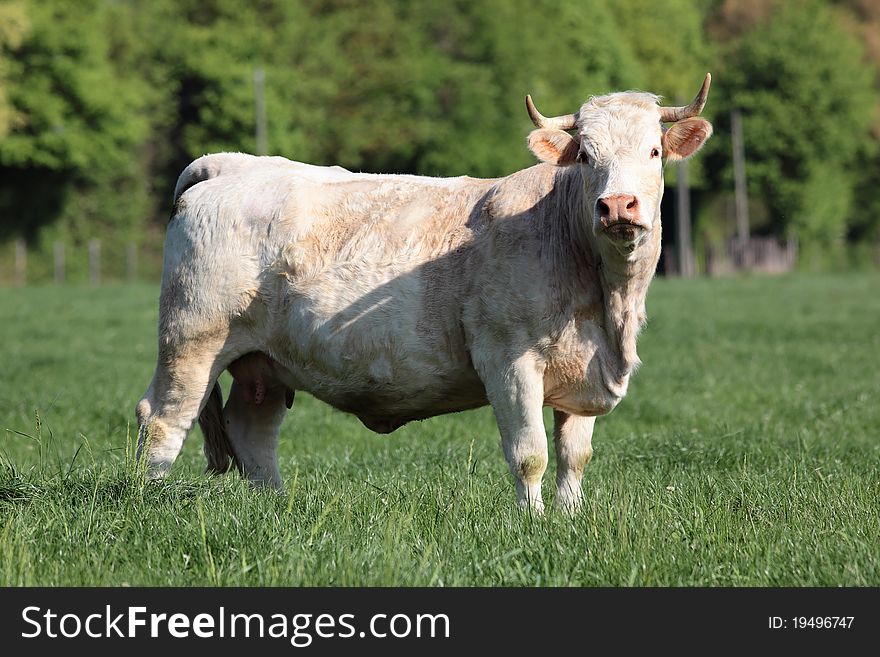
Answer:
[{"left": 0, "top": 0, "right": 878, "bottom": 283}]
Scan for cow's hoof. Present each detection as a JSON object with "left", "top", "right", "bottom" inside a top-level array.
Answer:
[{"left": 518, "top": 498, "right": 545, "bottom": 515}]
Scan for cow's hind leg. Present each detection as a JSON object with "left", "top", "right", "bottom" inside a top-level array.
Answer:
[
  {"left": 221, "top": 377, "right": 290, "bottom": 490},
  {"left": 136, "top": 337, "right": 228, "bottom": 479}
]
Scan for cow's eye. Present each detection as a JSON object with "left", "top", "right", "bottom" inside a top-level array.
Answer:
[{"left": 650, "top": 147, "right": 661, "bottom": 159}]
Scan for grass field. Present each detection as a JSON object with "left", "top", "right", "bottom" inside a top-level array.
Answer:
[{"left": 1, "top": 274, "right": 878, "bottom": 586}]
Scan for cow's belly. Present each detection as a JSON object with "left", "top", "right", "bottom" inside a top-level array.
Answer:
[
  {"left": 268, "top": 350, "right": 489, "bottom": 430},
  {"left": 263, "top": 269, "right": 488, "bottom": 427}
]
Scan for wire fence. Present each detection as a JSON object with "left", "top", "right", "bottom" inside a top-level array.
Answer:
[{"left": 3, "top": 239, "right": 162, "bottom": 286}]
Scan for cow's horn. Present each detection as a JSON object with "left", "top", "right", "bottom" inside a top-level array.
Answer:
[
  {"left": 525, "top": 95, "right": 578, "bottom": 131},
  {"left": 659, "top": 73, "right": 712, "bottom": 123}
]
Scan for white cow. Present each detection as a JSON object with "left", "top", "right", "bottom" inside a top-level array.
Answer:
[{"left": 136, "top": 75, "right": 713, "bottom": 511}]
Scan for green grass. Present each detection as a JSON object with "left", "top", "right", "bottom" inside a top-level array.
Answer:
[{"left": 1, "top": 274, "right": 879, "bottom": 586}]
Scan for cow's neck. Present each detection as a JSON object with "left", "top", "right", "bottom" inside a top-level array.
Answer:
[
  {"left": 595, "top": 245, "right": 658, "bottom": 380},
  {"left": 551, "top": 167, "right": 661, "bottom": 386}
]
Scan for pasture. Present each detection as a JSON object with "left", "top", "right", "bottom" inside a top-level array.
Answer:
[{"left": 1, "top": 274, "right": 878, "bottom": 586}]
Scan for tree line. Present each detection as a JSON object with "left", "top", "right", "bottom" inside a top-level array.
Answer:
[{"left": 0, "top": 0, "right": 878, "bottom": 281}]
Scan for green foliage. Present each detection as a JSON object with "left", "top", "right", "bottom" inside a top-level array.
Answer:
[
  {"left": 0, "top": 2, "right": 149, "bottom": 173},
  {"left": 717, "top": 2, "right": 875, "bottom": 264},
  {"left": 0, "top": 0, "right": 153, "bottom": 272},
  {"left": 613, "top": 0, "right": 713, "bottom": 100},
  {"left": 0, "top": 1, "right": 29, "bottom": 139},
  {"left": 409, "top": 0, "right": 642, "bottom": 176},
  {"left": 0, "top": 0, "right": 878, "bottom": 277}
]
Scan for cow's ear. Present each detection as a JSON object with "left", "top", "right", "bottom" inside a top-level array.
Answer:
[
  {"left": 527, "top": 129, "right": 580, "bottom": 166},
  {"left": 662, "top": 118, "right": 713, "bottom": 161}
]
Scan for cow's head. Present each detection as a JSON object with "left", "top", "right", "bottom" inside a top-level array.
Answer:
[{"left": 526, "top": 74, "right": 713, "bottom": 258}]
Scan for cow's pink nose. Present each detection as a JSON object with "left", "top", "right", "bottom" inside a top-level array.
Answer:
[{"left": 597, "top": 194, "right": 640, "bottom": 227}]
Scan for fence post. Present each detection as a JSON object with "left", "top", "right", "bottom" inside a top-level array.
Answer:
[
  {"left": 126, "top": 242, "right": 137, "bottom": 282},
  {"left": 88, "top": 239, "right": 101, "bottom": 286},
  {"left": 254, "top": 66, "right": 268, "bottom": 156},
  {"left": 676, "top": 159, "right": 694, "bottom": 277},
  {"left": 731, "top": 109, "right": 750, "bottom": 245},
  {"left": 54, "top": 241, "right": 65, "bottom": 284},
  {"left": 14, "top": 239, "right": 26, "bottom": 287}
]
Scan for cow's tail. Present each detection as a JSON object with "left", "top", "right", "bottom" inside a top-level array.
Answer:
[
  {"left": 172, "top": 152, "right": 260, "bottom": 206},
  {"left": 198, "top": 383, "right": 240, "bottom": 475}
]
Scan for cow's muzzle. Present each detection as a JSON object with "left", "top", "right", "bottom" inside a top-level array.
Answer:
[
  {"left": 597, "top": 194, "right": 649, "bottom": 240},
  {"left": 602, "top": 220, "right": 649, "bottom": 242}
]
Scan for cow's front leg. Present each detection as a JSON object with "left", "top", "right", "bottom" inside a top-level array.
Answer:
[
  {"left": 479, "top": 353, "right": 548, "bottom": 512},
  {"left": 553, "top": 411, "right": 594, "bottom": 512}
]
